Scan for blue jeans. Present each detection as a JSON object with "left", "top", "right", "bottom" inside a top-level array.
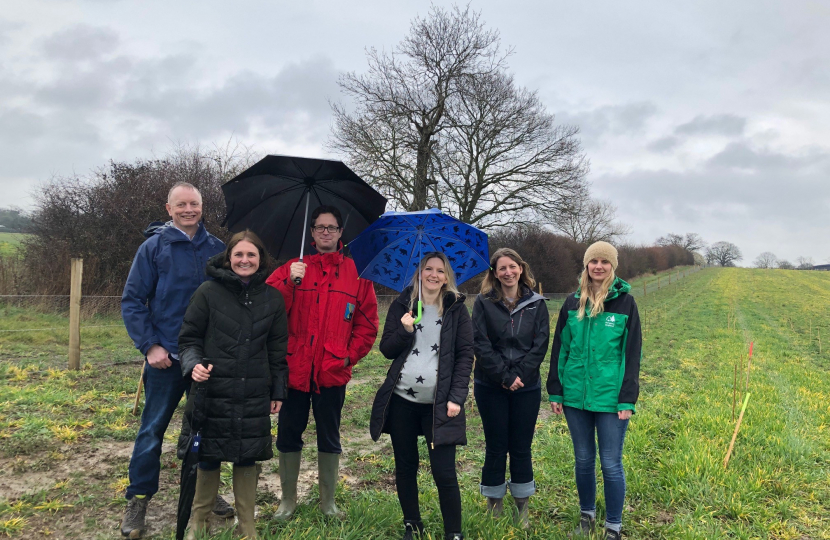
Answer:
[
  {"left": 563, "top": 406, "right": 630, "bottom": 525},
  {"left": 126, "top": 359, "right": 190, "bottom": 499}
]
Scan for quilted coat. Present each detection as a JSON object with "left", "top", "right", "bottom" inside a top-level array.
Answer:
[
  {"left": 370, "top": 287, "right": 474, "bottom": 447},
  {"left": 177, "top": 254, "right": 288, "bottom": 463}
]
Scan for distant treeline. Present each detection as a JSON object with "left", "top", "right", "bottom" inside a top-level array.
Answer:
[{"left": 3, "top": 148, "right": 693, "bottom": 297}]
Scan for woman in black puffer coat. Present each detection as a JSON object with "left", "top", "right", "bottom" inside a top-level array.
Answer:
[
  {"left": 177, "top": 230, "right": 288, "bottom": 540},
  {"left": 369, "top": 252, "right": 474, "bottom": 540}
]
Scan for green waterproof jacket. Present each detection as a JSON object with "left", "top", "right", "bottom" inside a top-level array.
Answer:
[{"left": 546, "top": 277, "right": 642, "bottom": 413}]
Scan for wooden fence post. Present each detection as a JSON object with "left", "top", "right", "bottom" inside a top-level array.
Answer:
[{"left": 68, "top": 258, "right": 83, "bottom": 370}]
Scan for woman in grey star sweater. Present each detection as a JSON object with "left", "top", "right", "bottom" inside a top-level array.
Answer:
[{"left": 370, "top": 252, "right": 474, "bottom": 540}]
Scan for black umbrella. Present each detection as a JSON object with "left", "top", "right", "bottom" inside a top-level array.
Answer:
[
  {"left": 222, "top": 155, "right": 388, "bottom": 267},
  {"left": 176, "top": 378, "right": 208, "bottom": 540}
]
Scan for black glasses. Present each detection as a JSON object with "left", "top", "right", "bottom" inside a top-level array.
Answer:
[{"left": 312, "top": 225, "right": 341, "bottom": 234}]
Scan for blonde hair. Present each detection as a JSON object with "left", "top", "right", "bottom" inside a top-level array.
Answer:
[
  {"left": 408, "top": 252, "right": 460, "bottom": 316},
  {"left": 480, "top": 248, "right": 536, "bottom": 304},
  {"left": 576, "top": 267, "right": 616, "bottom": 320}
]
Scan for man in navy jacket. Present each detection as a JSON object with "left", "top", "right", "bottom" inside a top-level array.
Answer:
[{"left": 120, "top": 182, "right": 225, "bottom": 539}]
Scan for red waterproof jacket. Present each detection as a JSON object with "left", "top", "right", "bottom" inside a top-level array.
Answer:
[{"left": 266, "top": 249, "right": 379, "bottom": 392}]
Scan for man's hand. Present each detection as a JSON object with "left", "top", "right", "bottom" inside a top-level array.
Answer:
[
  {"left": 147, "top": 345, "right": 172, "bottom": 369},
  {"left": 618, "top": 410, "right": 632, "bottom": 420},
  {"left": 192, "top": 364, "right": 213, "bottom": 382},
  {"left": 289, "top": 262, "right": 307, "bottom": 283},
  {"left": 271, "top": 401, "right": 282, "bottom": 414},
  {"left": 551, "top": 402, "right": 564, "bottom": 415}
]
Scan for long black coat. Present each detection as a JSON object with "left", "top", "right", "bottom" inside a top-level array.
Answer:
[
  {"left": 176, "top": 254, "right": 288, "bottom": 463},
  {"left": 369, "top": 287, "right": 474, "bottom": 447}
]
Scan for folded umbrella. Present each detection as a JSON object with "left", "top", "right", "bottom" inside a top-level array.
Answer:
[
  {"left": 348, "top": 208, "right": 489, "bottom": 321},
  {"left": 175, "top": 377, "right": 208, "bottom": 540}
]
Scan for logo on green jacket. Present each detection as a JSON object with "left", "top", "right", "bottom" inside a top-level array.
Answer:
[{"left": 605, "top": 314, "right": 616, "bottom": 328}]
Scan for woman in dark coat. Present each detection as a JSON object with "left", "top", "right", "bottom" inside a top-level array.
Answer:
[
  {"left": 369, "top": 252, "right": 474, "bottom": 540},
  {"left": 177, "top": 230, "right": 288, "bottom": 540},
  {"left": 472, "top": 248, "right": 549, "bottom": 528}
]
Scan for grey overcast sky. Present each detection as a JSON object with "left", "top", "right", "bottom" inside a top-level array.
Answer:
[{"left": 1, "top": 0, "right": 828, "bottom": 265}]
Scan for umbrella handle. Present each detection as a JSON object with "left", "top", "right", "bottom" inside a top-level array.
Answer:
[
  {"left": 293, "top": 259, "right": 302, "bottom": 286},
  {"left": 412, "top": 300, "right": 423, "bottom": 324}
]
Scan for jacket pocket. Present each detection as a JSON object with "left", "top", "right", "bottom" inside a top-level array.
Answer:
[{"left": 319, "top": 342, "right": 352, "bottom": 387}]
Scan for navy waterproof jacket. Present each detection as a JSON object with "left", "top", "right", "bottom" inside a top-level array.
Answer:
[{"left": 121, "top": 221, "right": 225, "bottom": 356}]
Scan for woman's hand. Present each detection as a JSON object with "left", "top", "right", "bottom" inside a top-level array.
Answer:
[
  {"left": 271, "top": 401, "right": 282, "bottom": 414},
  {"left": 447, "top": 401, "right": 461, "bottom": 418},
  {"left": 401, "top": 311, "right": 416, "bottom": 333},
  {"left": 618, "top": 410, "right": 632, "bottom": 420},
  {"left": 550, "top": 402, "right": 563, "bottom": 415},
  {"left": 192, "top": 363, "right": 213, "bottom": 382},
  {"left": 506, "top": 376, "right": 524, "bottom": 392}
]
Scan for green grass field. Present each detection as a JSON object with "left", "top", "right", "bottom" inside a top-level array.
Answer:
[
  {"left": 0, "top": 232, "right": 28, "bottom": 257},
  {"left": 1, "top": 267, "right": 829, "bottom": 539}
]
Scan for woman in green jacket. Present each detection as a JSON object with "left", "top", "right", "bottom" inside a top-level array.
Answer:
[{"left": 547, "top": 241, "right": 641, "bottom": 540}]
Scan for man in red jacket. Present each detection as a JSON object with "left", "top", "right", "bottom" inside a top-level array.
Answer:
[{"left": 266, "top": 205, "right": 379, "bottom": 520}]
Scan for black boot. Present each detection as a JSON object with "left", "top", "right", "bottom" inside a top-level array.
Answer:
[{"left": 402, "top": 519, "right": 424, "bottom": 539}]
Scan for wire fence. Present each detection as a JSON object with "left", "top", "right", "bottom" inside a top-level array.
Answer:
[{"left": 0, "top": 266, "right": 701, "bottom": 335}]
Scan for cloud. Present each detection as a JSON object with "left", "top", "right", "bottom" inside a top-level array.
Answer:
[
  {"left": 557, "top": 101, "right": 658, "bottom": 146},
  {"left": 674, "top": 114, "right": 746, "bottom": 137},
  {"left": 40, "top": 24, "right": 119, "bottom": 61}
]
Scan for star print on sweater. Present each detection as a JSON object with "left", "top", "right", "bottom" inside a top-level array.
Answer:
[
  {"left": 415, "top": 323, "right": 424, "bottom": 332},
  {"left": 395, "top": 304, "right": 441, "bottom": 403},
  {"left": 405, "top": 387, "right": 418, "bottom": 398},
  {"left": 436, "top": 319, "right": 442, "bottom": 325}
]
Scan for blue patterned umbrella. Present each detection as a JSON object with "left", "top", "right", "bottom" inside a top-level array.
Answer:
[{"left": 349, "top": 208, "right": 490, "bottom": 321}]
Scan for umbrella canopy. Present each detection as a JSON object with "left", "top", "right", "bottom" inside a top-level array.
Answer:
[
  {"left": 222, "top": 155, "right": 387, "bottom": 261},
  {"left": 349, "top": 208, "right": 490, "bottom": 291},
  {"left": 176, "top": 381, "right": 208, "bottom": 540}
]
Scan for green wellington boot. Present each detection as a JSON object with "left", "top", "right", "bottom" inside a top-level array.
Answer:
[
  {"left": 273, "top": 452, "right": 301, "bottom": 521},
  {"left": 317, "top": 452, "right": 345, "bottom": 518},
  {"left": 232, "top": 465, "right": 258, "bottom": 539},
  {"left": 186, "top": 468, "right": 221, "bottom": 540}
]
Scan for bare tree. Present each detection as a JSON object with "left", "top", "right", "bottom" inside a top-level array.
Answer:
[
  {"left": 777, "top": 259, "right": 795, "bottom": 270},
  {"left": 550, "top": 197, "right": 631, "bottom": 244},
  {"left": 796, "top": 256, "right": 814, "bottom": 270},
  {"left": 330, "top": 5, "right": 505, "bottom": 211},
  {"left": 753, "top": 252, "right": 777, "bottom": 269},
  {"left": 705, "top": 241, "right": 742, "bottom": 267},
  {"left": 329, "top": 5, "right": 587, "bottom": 226},
  {"left": 655, "top": 232, "right": 706, "bottom": 252}
]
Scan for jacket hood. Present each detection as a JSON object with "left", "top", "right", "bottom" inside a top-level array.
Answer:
[
  {"left": 205, "top": 252, "right": 268, "bottom": 289},
  {"left": 575, "top": 276, "right": 631, "bottom": 301},
  {"left": 395, "top": 284, "right": 466, "bottom": 311}
]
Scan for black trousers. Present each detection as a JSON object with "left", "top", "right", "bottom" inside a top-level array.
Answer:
[
  {"left": 276, "top": 386, "right": 347, "bottom": 454},
  {"left": 387, "top": 393, "right": 462, "bottom": 534},
  {"left": 475, "top": 382, "right": 541, "bottom": 494}
]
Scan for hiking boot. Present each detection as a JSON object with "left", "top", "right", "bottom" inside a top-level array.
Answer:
[
  {"left": 121, "top": 496, "right": 148, "bottom": 539},
  {"left": 605, "top": 528, "right": 622, "bottom": 540},
  {"left": 569, "top": 512, "right": 596, "bottom": 538},
  {"left": 486, "top": 497, "right": 503, "bottom": 517},
  {"left": 402, "top": 519, "right": 425, "bottom": 539},
  {"left": 213, "top": 494, "right": 235, "bottom": 518}
]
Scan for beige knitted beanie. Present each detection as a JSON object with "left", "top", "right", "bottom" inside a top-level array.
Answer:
[{"left": 583, "top": 241, "right": 618, "bottom": 269}]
